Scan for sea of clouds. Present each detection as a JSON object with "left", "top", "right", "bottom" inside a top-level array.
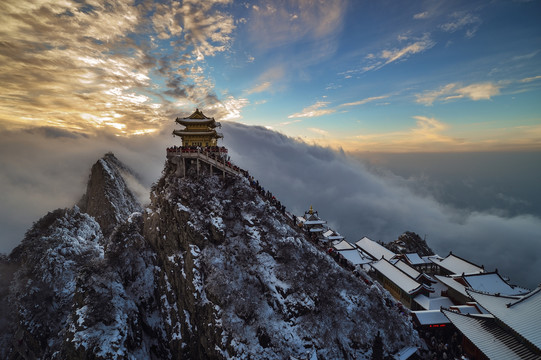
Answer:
[{"left": 1, "top": 123, "right": 539, "bottom": 288}]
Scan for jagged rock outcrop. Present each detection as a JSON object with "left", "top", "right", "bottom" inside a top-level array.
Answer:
[
  {"left": 78, "top": 152, "right": 142, "bottom": 237},
  {"left": 0, "top": 154, "right": 163, "bottom": 359},
  {"left": 0, "top": 153, "right": 420, "bottom": 359},
  {"left": 385, "top": 231, "right": 434, "bottom": 256}
]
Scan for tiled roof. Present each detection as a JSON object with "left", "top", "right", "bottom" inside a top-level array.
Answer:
[
  {"left": 405, "top": 253, "right": 424, "bottom": 265},
  {"left": 411, "top": 310, "right": 450, "bottom": 325},
  {"left": 442, "top": 309, "right": 540, "bottom": 360},
  {"left": 431, "top": 253, "right": 484, "bottom": 275},
  {"left": 463, "top": 272, "right": 530, "bottom": 296},
  {"left": 338, "top": 249, "right": 372, "bottom": 266},
  {"left": 434, "top": 275, "right": 468, "bottom": 297},
  {"left": 371, "top": 259, "right": 422, "bottom": 294},
  {"left": 413, "top": 294, "right": 454, "bottom": 310},
  {"left": 332, "top": 240, "right": 355, "bottom": 250},
  {"left": 467, "top": 287, "right": 541, "bottom": 351},
  {"left": 355, "top": 237, "right": 395, "bottom": 260},
  {"left": 394, "top": 260, "right": 420, "bottom": 279}
]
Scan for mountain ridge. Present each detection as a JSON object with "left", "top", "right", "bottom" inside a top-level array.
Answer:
[{"left": 0, "top": 153, "right": 420, "bottom": 359}]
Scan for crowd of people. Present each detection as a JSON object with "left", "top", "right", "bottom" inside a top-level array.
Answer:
[
  {"left": 167, "top": 144, "right": 287, "bottom": 215},
  {"left": 246, "top": 177, "right": 286, "bottom": 214},
  {"left": 417, "top": 329, "right": 465, "bottom": 360},
  {"left": 166, "top": 145, "right": 228, "bottom": 154}
]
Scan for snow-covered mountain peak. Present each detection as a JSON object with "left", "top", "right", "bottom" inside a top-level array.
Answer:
[{"left": 0, "top": 154, "right": 420, "bottom": 359}]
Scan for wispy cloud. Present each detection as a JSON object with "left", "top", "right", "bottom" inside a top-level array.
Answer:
[
  {"left": 353, "top": 116, "right": 458, "bottom": 151},
  {"left": 340, "top": 96, "right": 389, "bottom": 107},
  {"left": 288, "top": 101, "right": 335, "bottom": 119},
  {"left": 278, "top": 119, "right": 303, "bottom": 126},
  {"left": 520, "top": 75, "right": 541, "bottom": 83},
  {"left": 247, "top": 81, "right": 272, "bottom": 94},
  {"left": 246, "top": 66, "right": 285, "bottom": 94},
  {"left": 380, "top": 34, "right": 435, "bottom": 65},
  {"left": 440, "top": 11, "right": 481, "bottom": 38},
  {"left": 413, "top": 11, "right": 429, "bottom": 19},
  {"left": 288, "top": 95, "right": 389, "bottom": 119},
  {"left": 308, "top": 127, "right": 329, "bottom": 136},
  {"left": 416, "top": 82, "right": 501, "bottom": 105},
  {"left": 208, "top": 96, "right": 249, "bottom": 121},
  {"left": 344, "top": 34, "right": 435, "bottom": 76}
]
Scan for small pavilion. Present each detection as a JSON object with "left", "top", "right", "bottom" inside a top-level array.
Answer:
[{"left": 172, "top": 108, "right": 223, "bottom": 147}]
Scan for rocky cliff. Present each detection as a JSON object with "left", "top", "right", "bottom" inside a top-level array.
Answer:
[
  {"left": 0, "top": 153, "right": 420, "bottom": 359},
  {"left": 385, "top": 231, "right": 434, "bottom": 256}
]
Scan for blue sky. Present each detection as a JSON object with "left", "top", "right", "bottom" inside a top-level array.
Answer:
[{"left": 1, "top": 0, "right": 540, "bottom": 152}]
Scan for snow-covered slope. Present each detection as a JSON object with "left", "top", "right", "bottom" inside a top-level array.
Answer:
[
  {"left": 143, "top": 160, "right": 419, "bottom": 359},
  {"left": 0, "top": 153, "right": 420, "bottom": 359}
]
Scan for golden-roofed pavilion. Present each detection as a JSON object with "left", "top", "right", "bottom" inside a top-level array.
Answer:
[{"left": 172, "top": 109, "right": 223, "bottom": 147}]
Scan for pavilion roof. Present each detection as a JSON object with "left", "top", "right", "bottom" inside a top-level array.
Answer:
[
  {"left": 463, "top": 272, "right": 530, "bottom": 296},
  {"left": 186, "top": 108, "right": 212, "bottom": 119},
  {"left": 411, "top": 310, "right": 450, "bottom": 326},
  {"left": 332, "top": 240, "right": 355, "bottom": 251},
  {"left": 467, "top": 287, "right": 541, "bottom": 350},
  {"left": 430, "top": 252, "right": 484, "bottom": 275},
  {"left": 404, "top": 253, "right": 425, "bottom": 266},
  {"left": 337, "top": 249, "right": 373, "bottom": 266},
  {"left": 434, "top": 275, "right": 468, "bottom": 297},
  {"left": 413, "top": 294, "right": 454, "bottom": 310},
  {"left": 393, "top": 260, "right": 420, "bottom": 279},
  {"left": 355, "top": 236, "right": 395, "bottom": 260},
  {"left": 442, "top": 309, "right": 540, "bottom": 359},
  {"left": 371, "top": 258, "right": 425, "bottom": 295}
]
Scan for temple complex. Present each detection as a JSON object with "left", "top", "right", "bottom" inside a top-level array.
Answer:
[{"left": 172, "top": 108, "right": 223, "bottom": 147}]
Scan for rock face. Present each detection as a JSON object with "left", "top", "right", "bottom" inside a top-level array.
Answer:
[
  {"left": 0, "top": 154, "right": 163, "bottom": 359},
  {"left": 77, "top": 152, "right": 142, "bottom": 237},
  {"left": 385, "top": 231, "right": 434, "bottom": 256},
  {"left": 0, "top": 154, "right": 420, "bottom": 359}
]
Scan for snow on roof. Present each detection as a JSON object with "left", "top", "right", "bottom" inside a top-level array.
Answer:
[
  {"left": 422, "top": 254, "right": 442, "bottom": 264},
  {"left": 467, "top": 287, "right": 541, "bottom": 350},
  {"left": 449, "top": 305, "right": 482, "bottom": 315},
  {"left": 414, "top": 295, "right": 454, "bottom": 310},
  {"left": 411, "top": 310, "right": 450, "bottom": 325},
  {"left": 333, "top": 240, "right": 355, "bottom": 251},
  {"left": 338, "top": 249, "right": 373, "bottom": 266},
  {"left": 304, "top": 220, "right": 327, "bottom": 225},
  {"left": 442, "top": 309, "right": 540, "bottom": 360},
  {"left": 434, "top": 275, "right": 468, "bottom": 297},
  {"left": 371, "top": 259, "right": 422, "bottom": 294},
  {"left": 323, "top": 229, "right": 344, "bottom": 240},
  {"left": 404, "top": 253, "right": 424, "bottom": 265},
  {"left": 394, "top": 260, "right": 420, "bottom": 279},
  {"left": 431, "top": 253, "right": 484, "bottom": 275},
  {"left": 393, "top": 346, "right": 418, "bottom": 360},
  {"left": 355, "top": 237, "right": 395, "bottom": 260},
  {"left": 462, "top": 272, "right": 531, "bottom": 296}
]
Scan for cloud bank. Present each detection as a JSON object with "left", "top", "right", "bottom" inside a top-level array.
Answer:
[
  {"left": 1, "top": 123, "right": 540, "bottom": 290},
  {"left": 222, "top": 123, "right": 541, "bottom": 289}
]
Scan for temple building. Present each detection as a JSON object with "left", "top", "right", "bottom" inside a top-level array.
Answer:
[{"left": 172, "top": 108, "right": 223, "bottom": 147}]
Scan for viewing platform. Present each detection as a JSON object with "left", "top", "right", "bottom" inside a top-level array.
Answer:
[{"left": 166, "top": 146, "right": 241, "bottom": 178}]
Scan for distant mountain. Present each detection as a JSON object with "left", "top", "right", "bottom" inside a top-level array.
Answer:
[
  {"left": 385, "top": 231, "right": 434, "bottom": 257},
  {"left": 0, "top": 153, "right": 419, "bottom": 359}
]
